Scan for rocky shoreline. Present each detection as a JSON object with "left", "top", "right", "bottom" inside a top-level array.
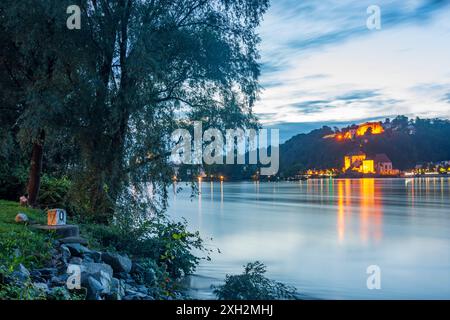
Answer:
[{"left": 5, "top": 216, "right": 184, "bottom": 300}]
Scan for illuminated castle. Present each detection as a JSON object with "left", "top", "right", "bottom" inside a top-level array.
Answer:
[
  {"left": 324, "top": 122, "right": 385, "bottom": 140},
  {"left": 344, "top": 151, "right": 375, "bottom": 174},
  {"left": 344, "top": 152, "right": 396, "bottom": 175}
]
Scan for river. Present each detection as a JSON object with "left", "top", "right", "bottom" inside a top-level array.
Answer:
[{"left": 166, "top": 178, "right": 450, "bottom": 299}]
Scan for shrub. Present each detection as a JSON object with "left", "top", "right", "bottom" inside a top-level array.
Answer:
[
  {"left": 82, "top": 217, "right": 208, "bottom": 280},
  {"left": 0, "top": 229, "right": 53, "bottom": 272},
  {"left": 213, "top": 261, "right": 298, "bottom": 300},
  {"left": 38, "top": 175, "right": 72, "bottom": 209},
  {"left": 0, "top": 281, "right": 47, "bottom": 300}
]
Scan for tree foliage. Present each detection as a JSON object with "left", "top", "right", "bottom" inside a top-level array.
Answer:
[
  {"left": 0, "top": 0, "right": 270, "bottom": 219},
  {"left": 213, "top": 261, "right": 298, "bottom": 300}
]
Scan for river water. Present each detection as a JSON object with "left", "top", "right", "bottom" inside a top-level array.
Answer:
[{"left": 166, "top": 178, "right": 450, "bottom": 299}]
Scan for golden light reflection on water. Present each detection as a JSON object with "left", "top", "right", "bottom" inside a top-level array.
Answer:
[
  {"left": 337, "top": 180, "right": 345, "bottom": 242},
  {"left": 336, "top": 178, "right": 383, "bottom": 243}
]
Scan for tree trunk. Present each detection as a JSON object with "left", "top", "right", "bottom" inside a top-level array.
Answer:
[{"left": 27, "top": 129, "right": 45, "bottom": 207}]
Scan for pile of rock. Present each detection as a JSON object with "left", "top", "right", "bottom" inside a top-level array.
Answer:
[
  {"left": 9, "top": 214, "right": 161, "bottom": 300},
  {"left": 6, "top": 238, "right": 160, "bottom": 300}
]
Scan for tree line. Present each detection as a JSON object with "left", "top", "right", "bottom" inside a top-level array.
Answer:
[{"left": 0, "top": 0, "right": 269, "bottom": 221}]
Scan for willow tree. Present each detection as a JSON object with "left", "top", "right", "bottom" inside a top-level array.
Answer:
[
  {"left": 65, "top": 0, "right": 270, "bottom": 221},
  {"left": 1, "top": 0, "right": 269, "bottom": 218},
  {"left": 0, "top": 0, "right": 86, "bottom": 206}
]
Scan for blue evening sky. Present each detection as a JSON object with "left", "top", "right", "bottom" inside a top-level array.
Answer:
[{"left": 256, "top": 0, "right": 450, "bottom": 141}]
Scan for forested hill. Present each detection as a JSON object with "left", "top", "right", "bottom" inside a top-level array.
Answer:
[{"left": 279, "top": 116, "right": 450, "bottom": 177}]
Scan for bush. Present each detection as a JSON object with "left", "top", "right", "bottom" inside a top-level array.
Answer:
[
  {"left": 213, "top": 261, "right": 298, "bottom": 300},
  {"left": 0, "top": 281, "right": 47, "bottom": 300},
  {"left": 0, "top": 229, "right": 53, "bottom": 272},
  {"left": 82, "top": 217, "right": 207, "bottom": 280},
  {"left": 38, "top": 175, "right": 72, "bottom": 209},
  {"left": 0, "top": 165, "right": 28, "bottom": 201}
]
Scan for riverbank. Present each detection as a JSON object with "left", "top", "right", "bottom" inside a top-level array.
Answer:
[{"left": 0, "top": 200, "right": 190, "bottom": 300}]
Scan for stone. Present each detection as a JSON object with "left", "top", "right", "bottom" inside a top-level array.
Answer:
[
  {"left": 50, "top": 274, "right": 69, "bottom": 286},
  {"left": 106, "top": 278, "right": 125, "bottom": 300},
  {"left": 122, "top": 290, "right": 148, "bottom": 300},
  {"left": 59, "top": 236, "right": 88, "bottom": 245},
  {"left": 15, "top": 213, "right": 29, "bottom": 223},
  {"left": 65, "top": 243, "right": 91, "bottom": 257},
  {"left": 35, "top": 268, "right": 57, "bottom": 280},
  {"left": 83, "top": 255, "right": 94, "bottom": 263},
  {"left": 69, "top": 257, "right": 83, "bottom": 265},
  {"left": 81, "top": 262, "right": 113, "bottom": 300},
  {"left": 84, "top": 250, "right": 101, "bottom": 263},
  {"left": 136, "top": 284, "right": 148, "bottom": 294},
  {"left": 11, "top": 264, "right": 30, "bottom": 282},
  {"left": 31, "top": 224, "right": 79, "bottom": 238},
  {"left": 60, "top": 245, "right": 71, "bottom": 262},
  {"left": 32, "top": 282, "right": 49, "bottom": 294},
  {"left": 101, "top": 252, "right": 132, "bottom": 274},
  {"left": 131, "top": 261, "right": 145, "bottom": 272},
  {"left": 86, "top": 276, "right": 104, "bottom": 300}
]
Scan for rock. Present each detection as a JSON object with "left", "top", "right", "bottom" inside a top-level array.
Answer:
[
  {"left": 15, "top": 213, "right": 29, "bottom": 223},
  {"left": 65, "top": 243, "right": 91, "bottom": 257},
  {"left": 59, "top": 236, "right": 88, "bottom": 245},
  {"left": 32, "top": 282, "right": 49, "bottom": 294},
  {"left": 136, "top": 284, "right": 148, "bottom": 294},
  {"left": 122, "top": 290, "right": 149, "bottom": 300},
  {"left": 11, "top": 264, "right": 30, "bottom": 282},
  {"left": 50, "top": 274, "right": 69, "bottom": 286},
  {"left": 29, "top": 270, "right": 46, "bottom": 283},
  {"left": 106, "top": 278, "right": 125, "bottom": 300},
  {"left": 101, "top": 252, "right": 132, "bottom": 274},
  {"left": 81, "top": 262, "right": 113, "bottom": 279},
  {"left": 31, "top": 224, "right": 79, "bottom": 238},
  {"left": 60, "top": 245, "right": 71, "bottom": 262},
  {"left": 84, "top": 250, "right": 101, "bottom": 263},
  {"left": 81, "top": 262, "right": 113, "bottom": 300},
  {"left": 83, "top": 255, "right": 94, "bottom": 263},
  {"left": 85, "top": 276, "right": 104, "bottom": 300},
  {"left": 35, "top": 268, "right": 57, "bottom": 279},
  {"left": 131, "top": 262, "right": 145, "bottom": 274},
  {"left": 69, "top": 257, "right": 83, "bottom": 265}
]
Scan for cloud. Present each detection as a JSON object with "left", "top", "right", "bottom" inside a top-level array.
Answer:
[
  {"left": 335, "top": 90, "right": 380, "bottom": 101},
  {"left": 443, "top": 93, "right": 450, "bottom": 103},
  {"left": 254, "top": 0, "right": 450, "bottom": 138}
]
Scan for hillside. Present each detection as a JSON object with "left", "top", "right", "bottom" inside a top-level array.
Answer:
[{"left": 279, "top": 116, "right": 450, "bottom": 177}]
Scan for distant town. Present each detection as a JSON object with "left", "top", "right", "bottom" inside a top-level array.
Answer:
[{"left": 295, "top": 121, "right": 450, "bottom": 180}]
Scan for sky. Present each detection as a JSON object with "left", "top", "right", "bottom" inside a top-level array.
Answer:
[{"left": 256, "top": 0, "right": 450, "bottom": 141}]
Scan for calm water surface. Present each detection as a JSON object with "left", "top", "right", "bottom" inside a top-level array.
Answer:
[{"left": 167, "top": 178, "right": 450, "bottom": 299}]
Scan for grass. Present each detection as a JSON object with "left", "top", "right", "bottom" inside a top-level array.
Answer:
[
  {"left": 0, "top": 200, "right": 52, "bottom": 271},
  {"left": 0, "top": 200, "right": 46, "bottom": 232}
]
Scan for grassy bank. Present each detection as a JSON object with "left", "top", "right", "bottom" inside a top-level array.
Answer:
[{"left": 0, "top": 200, "right": 52, "bottom": 272}]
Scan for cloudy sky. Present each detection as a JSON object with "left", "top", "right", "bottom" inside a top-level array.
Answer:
[{"left": 256, "top": 0, "right": 450, "bottom": 141}]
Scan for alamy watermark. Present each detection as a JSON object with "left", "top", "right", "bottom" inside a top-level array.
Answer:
[
  {"left": 367, "top": 5, "right": 381, "bottom": 30},
  {"left": 171, "top": 122, "right": 279, "bottom": 176},
  {"left": 366, "top": 265, "right": 381, "bottom": 290},
  {"left": 66, "top": 5, "right": 81, "bottom": 30},
  {"left": 66, "top": 264, "right": 81, "bottom": 290}
]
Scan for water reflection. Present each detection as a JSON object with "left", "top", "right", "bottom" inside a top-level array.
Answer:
[{"left": 168, "top": 178, "right": 450, "bottom": 299}]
